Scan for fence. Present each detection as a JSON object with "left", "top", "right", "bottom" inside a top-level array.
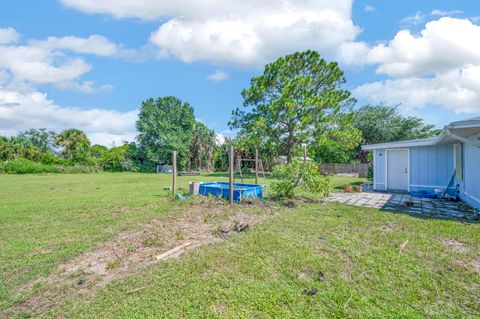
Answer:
[{"left": 319, "top": 163, "right": 371, "bottom": 178}]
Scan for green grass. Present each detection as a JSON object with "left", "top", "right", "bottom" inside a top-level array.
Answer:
[
  {"left": 0, "top": 173, "right": 229, "bottom": 312},
  {"left": 1, "top": 173, "right": 478, "bottom": 318}
]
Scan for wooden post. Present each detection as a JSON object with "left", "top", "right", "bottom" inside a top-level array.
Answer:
[
  {"left": 172, "top": 151, "right": 177, "bottom": 195},
  {"left": 255, "top": 148, "right": 259, "bottom": 185},
  {"left": 303, "top": 144, "right": 307, "bottom": 163},
  {"left": 229, "top": 146, "right": 234, "bottom": 205}
]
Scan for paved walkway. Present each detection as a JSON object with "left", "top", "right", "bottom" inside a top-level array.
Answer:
[{"left": 328, "top": 192, "right": 479, "bottom": 221}]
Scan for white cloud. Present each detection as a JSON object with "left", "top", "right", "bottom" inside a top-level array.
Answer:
[
  {"left": 431, "top": 9, "right": 462, "bottom": 17},
  {"left": 336, "top": 41, "right": 370, "bottom": 66},
  {"left": 0, "top": 44, "right": 92, "bottom": 85},
  {"left": 61, "top": 0, "right": 360, "bottom": 68},
  {"left": 215, "top": 133, "right": 225, "bottom": 145},
  {"left": 56, "top": 81, "right": 114, "bottom": 94},
  {"left": 351, "top": 17, "right": 480, "bottom": 115},
  {"left": 0, "top": 27, "right": 20, "bottom": 44},
  {"left": 400, "top": 11, "right": 425, "bottom": 27},
  {"left": 0, "top": 28, "right": 135, "bottom": 145},
  {"left": 29, "top": 35, "right": 120, "bottom": 56},
  {"left": 367, "top": 18, "right": 480, "bottom": 78},
  {"left": 0, "top": 31, "right": 125, "bottom": 93},
  {"left": 470, "top": 17, "right": 480, "bottom": 23},
  {"left": 354, "top": 65, "right": 480, "bottom": 114},
  {"left": 207, "top": 70, "right": 229, "bottom": 82},
  {"left": 0, "top": 88, "right": 137, "bottom": 145},
  {"left": 364, "top": 5, "right": 376, "bottom": 13},
  {"left": 28, "top": 35, "right": 140, "bottom": 59}
]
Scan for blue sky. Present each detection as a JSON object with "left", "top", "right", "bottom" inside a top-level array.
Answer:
[{"left": 0, "top": 0, "right": 479, "bottom": 145}]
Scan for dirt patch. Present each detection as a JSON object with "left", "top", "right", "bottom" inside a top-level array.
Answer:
[
  {"left": 442, "top": 238, "right": 470, "bottom": 253},
  {"left": 12, "top": 197, "right": 278, "bottom": 317},
  {"left": 378, "top": 223, "right": 404, "bottom": 233},
  {"left": 473, "top": 259, "right": 480, "bottom": 274},
  {"left": 454, "top": 259, "right": 480, "bottom": 274}
]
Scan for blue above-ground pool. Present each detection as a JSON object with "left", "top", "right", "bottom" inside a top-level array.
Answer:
[{"left": 199, "top": 182, "right": 263, "bottom": 202}]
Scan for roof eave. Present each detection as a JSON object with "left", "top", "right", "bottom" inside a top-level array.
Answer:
[{"left": 362, "top": 139, "right": 436, "bottom": 151}]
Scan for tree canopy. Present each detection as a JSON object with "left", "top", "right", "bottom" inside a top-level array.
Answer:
[
  {"left": 18, "top": 128, "right": 56, "bottom": 153},
  {"left": 230, "top": 50, "right": 357, "bottom": 163},
  {"left": 55, "top": 129, "right": 91, "bottom": 160},
  {"left": 136, "top": 96, "right": 219, "bottom": 171},
  {"left": 188, "top": 122, "right": 217, "bottom": 171},
  {"left": 353, "top": 104, "right": 439, "bottom": 162}
]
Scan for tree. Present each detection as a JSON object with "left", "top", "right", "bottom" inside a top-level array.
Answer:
[
  {"left": 272, "top": 161, "right": 331, "bottom": 198},
  {"left": 91, "top": 144, "right": 108, "bottom": 158},
  {"left": 17, "top": 128, "right": 56, "bottom": 153},
  {"left": 230, "top": 50, "right": 356, "bottom": 163},
  {"left": 188, "top": 122, "right": 217, "bottom": 171},
  {"left": 353, "top": 104, "right": 439, "bottom": 162},
  {"left": 313, "top": 112, "right": 362, "bottom": 163},
  {"left": 55, "top": 129, "right": 91, "bottom": 159},
  {"left": 0, "top": 135, "right": 42, "bottom": 161},
  {"left": 136, "top": 96, "right": 195, "bottom": 171},
  {"left": 100, "top": 145, "right": 134, "bottom": 171}
]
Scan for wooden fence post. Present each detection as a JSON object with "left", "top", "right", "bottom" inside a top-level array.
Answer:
[
  {"left": 229, "top": 146, "right": 234, "bottom": 205},
  {"left": 172, "top": 151, "right": 177, "bottom": 196}
]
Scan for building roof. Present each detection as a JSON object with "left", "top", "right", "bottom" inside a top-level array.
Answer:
[
  {"left": 361, "top": 137, "right": 437, "bottom": 150},
  {"left": 362, "top": 117, "right": 480, "bottom": 151},
  {"left": 448, "top": 116, "right": 480, "bottom": 126}
]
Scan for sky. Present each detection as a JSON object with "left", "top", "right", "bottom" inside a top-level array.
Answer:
[{"left": 0, "top": 0, "right": 479, "bottom": 146}]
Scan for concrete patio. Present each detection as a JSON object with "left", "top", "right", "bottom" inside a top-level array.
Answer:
[{"left": 328, "top": 192, "right": 480, "bottom": 221}]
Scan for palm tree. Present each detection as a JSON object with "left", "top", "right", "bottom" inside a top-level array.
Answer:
[{"left": 55, "top": 129, "right": 90, "bottom": 159}]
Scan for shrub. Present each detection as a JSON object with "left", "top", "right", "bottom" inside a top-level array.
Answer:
[
  {"left": 272, "top": 161, "right": 331, "bottom": 198},
  {"left": 39, "top": 152, "right": 67, "bottom": 165},
  {"left": 100, "top": 145, "right": 136, "bottom": 172},
  {"left": 0, "top": 159, "right": 101, "bottom": 174},
  {"left": 0, "top": 159, "right": 59, "bottom": 174}
]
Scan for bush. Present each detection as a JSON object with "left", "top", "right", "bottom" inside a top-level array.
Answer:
[
  {"left": 0, "top": 159, "right": 59, "bottom": 174},
  {"left": 100, "top": 145, "right": 136, "bottom": 172},
  {"left": 39, "top": 152, "right": 67, "bottom": 165},
  {"left": 0, "top": 159, "right": 101, "bottom": 174},
  {"left": 272, "top": 161, "right": 331, "bottom": 198}
]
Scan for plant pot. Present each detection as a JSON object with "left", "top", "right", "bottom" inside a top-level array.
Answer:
[
  {"left": 344, "top": 185, "right": 352, "bottom": 193},
  {"left": 354, "top": 186, "right": 363, "bottom": 192}
]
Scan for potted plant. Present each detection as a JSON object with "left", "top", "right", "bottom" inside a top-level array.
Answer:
[
  {"left": 344, "top": 185, "right": 352, "bottom": 192},
  {"left": 354, "top": 185, "right": 363, "bottom": 192}
]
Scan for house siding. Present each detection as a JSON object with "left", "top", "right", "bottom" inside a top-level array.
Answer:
[
  {"left": 462, "top": 134, "right": 480, "bottom": 209},
  {"left": 409, "top": 144, "right": 455, "bottom": 194},
  {"left": 373, "top": 149, "right": 386, "bottom": 191}
]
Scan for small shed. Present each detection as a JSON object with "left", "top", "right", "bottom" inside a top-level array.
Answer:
[{"left": 362, "top": 117, "right": 480, "bottom": 210}]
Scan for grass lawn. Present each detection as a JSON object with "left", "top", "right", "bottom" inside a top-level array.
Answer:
[{"left": 1, "top": 173, "right": 478, "bottom": 318}]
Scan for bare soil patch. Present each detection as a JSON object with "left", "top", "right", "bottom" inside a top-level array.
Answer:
[
  {"left": 454, "top": 259, "right": 480, "bottom": 274},
  {"left": 12, "top": 197, "right": 279, "bottom": 317},
  {"left": 442, "top": 238, "right": 470, "bottom": 253},
  {"left": 473, "top": 259, "right": 480, "bottom": 274}
]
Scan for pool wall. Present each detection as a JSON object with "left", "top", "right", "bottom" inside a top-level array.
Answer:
[{"left": 198, "top": 182, "right": 263, "bottom": 202}]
